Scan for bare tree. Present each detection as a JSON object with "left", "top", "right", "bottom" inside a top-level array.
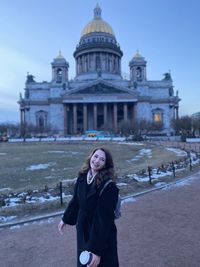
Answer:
[
  {"left": 150, "top": 121, "right": 164, "bottom": 132},
  {"left": 0, "top": 122, "right": 20, "bottom": 137},
  {"left": 103, "top": 122, "right": 115, "bottom": 133},
  {"left": 192, "top": 117, "right": 200, "bottom": 137},
  {"left": 22, "top": 124, "right": 58, "bottom": 138},
  {"left": 171, "top": 116, "right": 193, "bottom": 140},
  {"left": 118, "top": 120, "right": 133, "bottom": 135}
]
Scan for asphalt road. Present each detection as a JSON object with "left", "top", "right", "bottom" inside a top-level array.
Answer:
[{"left": 1, "top": 171, "right": 200, "bottom": 267}]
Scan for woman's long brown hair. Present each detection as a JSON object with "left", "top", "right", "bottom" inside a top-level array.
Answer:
[{"left": 79, "top": 147, "right": 116, "bottom": 187}]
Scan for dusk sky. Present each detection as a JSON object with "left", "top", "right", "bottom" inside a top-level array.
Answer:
[{"left": 1, "top": 0, "right": 200, "bottom": 123}]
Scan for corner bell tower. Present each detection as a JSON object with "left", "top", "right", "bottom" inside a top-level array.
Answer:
[
  {"left": 51, "top": 51, "right": 69, "bottom": 83},
  {"left": 129, "top": 50, "right": 147, "bottom": 82}
]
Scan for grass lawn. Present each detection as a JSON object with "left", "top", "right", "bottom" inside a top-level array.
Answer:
[{"left": 0, "top": 141, "right": 185, "bottom": 194}]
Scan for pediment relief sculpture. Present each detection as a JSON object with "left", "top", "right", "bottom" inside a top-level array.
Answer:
[{"left": 71, "top": 84, "right": 127, "bottom": 95}]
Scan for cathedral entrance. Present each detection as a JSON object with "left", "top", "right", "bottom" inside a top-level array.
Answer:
[{"left": 63, "top": 102, "right": 136, "bottom": 135}]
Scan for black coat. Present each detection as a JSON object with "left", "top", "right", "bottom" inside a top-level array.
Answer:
[{"left": 62, "top": 173, "right": 119, "bottom": 267}]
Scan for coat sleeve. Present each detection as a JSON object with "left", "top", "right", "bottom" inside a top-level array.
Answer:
[
  {"left": 62, "top": 178, "right": 79, "bottom": 225},
  {"left": 86, "top": 183, "right": 119, "bottom": 256}
]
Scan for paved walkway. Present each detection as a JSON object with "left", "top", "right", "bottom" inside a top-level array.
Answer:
[{"left": 1, "top": 172, "right": 200, "bottom": 267}]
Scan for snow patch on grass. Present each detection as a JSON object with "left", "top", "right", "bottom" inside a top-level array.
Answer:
[
  {"left": 118, "top": 142, "right": 144, "bottom": 146},
  {"left": 166, "top": 147, "right": 187, "bottom": 157},
  {"left": 26, "top": 162, "right": 56, "bottom": 171},
  {"left": 117, "top": 182, "right": 127, "bottom": 187},
  {"left": 127, "top": 148, "right": 152, "bottom": 163},
  {"left": 0, "top": 215, "right": 17, "bottom": 223},
  {"left": 0, "top": 188, "right": 11, "bottom": 192}
]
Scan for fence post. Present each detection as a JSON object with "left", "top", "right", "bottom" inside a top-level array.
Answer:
[
  {"left": 189, "top": 158, "right": 192, "bottom": 171},
  {"left": 148, "top": 166, "right": 152, "bottom": 184},
  {"left": 60, "top": 181, "right": 63, "bottom": 206},
  {"left": 171, "top": 161, "right": 175, "bottom": 177}
]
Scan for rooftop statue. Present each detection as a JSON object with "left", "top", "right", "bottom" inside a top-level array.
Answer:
[
  {"left": 26, "top": 73, "right": 35, "bottom": 83},
  {"left": 163, "top": 72, "right": 171, "bottom": 81}
]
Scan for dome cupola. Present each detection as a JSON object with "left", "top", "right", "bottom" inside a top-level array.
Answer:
[
  {"left": 74, "top": 4, "right": 123, "bottom": 80},
  {"left": 81, "top": 4, "right": 115, "bottom": 37}
]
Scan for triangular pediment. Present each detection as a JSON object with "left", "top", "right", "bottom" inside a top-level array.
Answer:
[
  {"left": 63, "top": 80, "right": 134, "bottom": 96},
  {"left": 73, "top": 83, "right": 126, "bottom": 94}
]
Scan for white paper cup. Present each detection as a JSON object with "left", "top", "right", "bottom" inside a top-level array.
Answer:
[{"left": 79, "top": 251, "right": 93, "bottom": 265}]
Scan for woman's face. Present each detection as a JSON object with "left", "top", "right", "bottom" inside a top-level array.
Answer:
[{"left": 90, "top": 149, "right": 106, "bottom": 173}]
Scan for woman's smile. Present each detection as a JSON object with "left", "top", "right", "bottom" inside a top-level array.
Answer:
[{"left": 90, "top": 149, "right": 106, "bottom": 172}]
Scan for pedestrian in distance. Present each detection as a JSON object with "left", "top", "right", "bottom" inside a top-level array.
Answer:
[{"left": 58, "top": 147, "right": 119, "bottom": 267}]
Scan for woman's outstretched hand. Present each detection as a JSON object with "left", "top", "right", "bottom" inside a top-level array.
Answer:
[
  {"left": 58, "top": 220, "right": 66, "bottom": 235},
  {"left": 87, "top": 253, "right": 101, "bottom": 267}
]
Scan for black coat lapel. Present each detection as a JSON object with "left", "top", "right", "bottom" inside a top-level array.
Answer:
[
  {"left": 77, "top": 174, "right": 87, "bottom": 209},
  {"left": 86, "top": 183, "right": 97, "bottom": 199},
  {"left": 78, "top": 173, "right": 98, "bottom": 201}
]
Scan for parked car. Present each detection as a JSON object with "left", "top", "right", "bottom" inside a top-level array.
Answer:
[{"left": 0, "top": 136, "right": 9, "bottom": 142}]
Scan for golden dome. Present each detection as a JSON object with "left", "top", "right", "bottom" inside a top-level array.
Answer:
[
  {"left": 81, "top": 20, "right": 115, "bottom": 37},
  {"left": 80, "top": 4, "right": 115, "bottom": 37}
]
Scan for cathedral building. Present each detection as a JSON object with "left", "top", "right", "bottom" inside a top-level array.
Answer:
[{"left": 18, "top": 4, "right": 180, "bottom": 135}]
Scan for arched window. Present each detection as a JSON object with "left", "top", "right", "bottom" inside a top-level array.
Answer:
[
  {"left": 39, "top": 116, "right": 44, "bottom": 128},
  {"left": 85, "top": 57, "right": 88, "bottom": 72},
  {"left": 136, "top": 67, "right": 142, "bottom": 79},
  {"left": 36, "top": 111, "right": 48, "bottom": 132},
  {"left": 96, "top": 55, "right": 101, "bottom": 70},
  {"left": 57, "top": 68, "right": 62, "bottom": 83},
  {"left": 152, "top": 108, "right": 163, "bottom": 123},
  {"left": 153, "top": 113, "right": 162, "bottom": 122}
]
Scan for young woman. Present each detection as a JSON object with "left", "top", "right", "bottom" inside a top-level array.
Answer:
[{"left": 58, "top": 147, "right": 119, "bottom": 267}]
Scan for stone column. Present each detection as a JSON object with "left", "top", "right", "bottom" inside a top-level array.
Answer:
[
  {"left": 132, "top": 103, "right": 136, "bottom": 126},
  {"left": 111, "top": 55, "right": 114, "bottom": 72},
  {"left": 103, "top": 103, "right": 108, "bottom": 128},
  {"left": 64, "top": 104, "right": 69, "bottom": 135},
  {"left": 175, "top": 106, "right": 179, "bottom": 119},
  {"left": 99, "top": 52, "right": 102, "bottom": 70},
  {"left": 64, "top": 104, "right": 67, "bottom": 135},
  {"left": 91, "top": 53, "right": 95, "bottom": 71},
  {"left": 73, "top": 104, "right": 77, "bottom": 134},
  {"left": 93, "top": 103, "right": 97, "bottom": 130},
  {"left": 113, "top": 103, "right": 118, "bottom": 133},
  {"left": 105, "top": 53, "right": 108, "bottom": 72},
  {"left": 23, "top": 108, "right": 27, "bottom": 141},
  {"left": 80, "top": 57, "right": 82, "bottom": 74},
  {"left": 116, "top": 56, "right": 118, "bottom": 73},
  {"left": 85, "top": 55, "right": 87, "bottom": 72},
  {"left": 123, "top": 103, "right": 128, "bottom": 121},
  {"left": 77, "top": 58, "right": 80, "bottom": 75},
  {"left": 83, "top": 104, "right": 87, "bottom": 132},
  {"left": 20, "top": 109, "right": 24, "bottom": 125},
  {"left": 144, "top": 67, "right": 147, "bottom": 80},
  {"left": 87, "top": 54, "right": 89, "bottom": 72},
  {"left": 20, "top": 109, "right": 24, "bottom": 137}
]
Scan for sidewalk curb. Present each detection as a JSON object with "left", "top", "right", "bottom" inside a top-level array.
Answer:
[
  {"left": 0, "top": 211, "right": 63, "bottom": 229},
  {"left": 122, "top": 170, "right": 200, "bottom": 202},
  {"left": 1, "top": 171, "right": 199, "bottom": 229}
]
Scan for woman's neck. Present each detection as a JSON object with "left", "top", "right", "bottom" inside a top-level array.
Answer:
[{"left": 90, "top": 169, "right": 97, "bottom": 176}]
